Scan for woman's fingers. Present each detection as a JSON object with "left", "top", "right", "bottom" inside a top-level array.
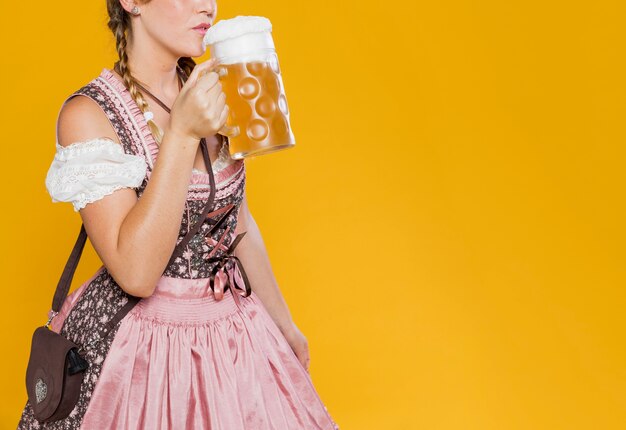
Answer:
[{"left": 185, "top": 58, "right": 217, "bottom": 87}]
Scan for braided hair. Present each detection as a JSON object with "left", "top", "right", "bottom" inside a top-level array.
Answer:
[{"left": 106, "top": 0, "right": 197, "bottom": 145}]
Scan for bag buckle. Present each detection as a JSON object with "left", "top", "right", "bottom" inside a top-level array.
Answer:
[{"left": 44, "top": 311, "right": 58, "bottom": 329}]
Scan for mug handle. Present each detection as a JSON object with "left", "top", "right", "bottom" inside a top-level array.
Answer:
[{"left": 213, "top": 62, "right": 240, "bottom": 138}]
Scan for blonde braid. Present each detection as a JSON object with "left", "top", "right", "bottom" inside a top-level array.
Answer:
[{"left": 107, "top": 0, "right": 183, "bottom": 146}]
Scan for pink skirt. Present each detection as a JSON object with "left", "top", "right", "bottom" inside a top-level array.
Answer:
[{"left": 51, "top": 267, "right": 339, "bottom": 430}]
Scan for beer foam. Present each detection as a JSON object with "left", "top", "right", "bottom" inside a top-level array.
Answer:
[
  {"left": 203, "top": 16, "right": 272, "bottom": 45},
  {"left": 204, "top": 16, "right": 275, "bottom": 64}
]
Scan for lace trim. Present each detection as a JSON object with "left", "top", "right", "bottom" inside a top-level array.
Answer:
[
  {"left": 192, "top": 136, "right": 236, "bottom": 175},
  {"left": 54, "top": 137, "right": 126, "bottom": 161},
  {"left": 71, "top": 182, "right": 142, "bottom": 212},
  {"left": 46, "top": 138, "right": 147, "bottom": 212}
]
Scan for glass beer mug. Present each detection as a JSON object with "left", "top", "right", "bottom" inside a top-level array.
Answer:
[{"left": 203, "top": 16, "right": 295, "bottom": 159}]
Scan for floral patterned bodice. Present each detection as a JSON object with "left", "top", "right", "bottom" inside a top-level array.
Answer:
[{"left": 68, "top": 68, "right": 247, "bottom": 279}]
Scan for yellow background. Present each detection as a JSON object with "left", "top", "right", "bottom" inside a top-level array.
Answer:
[{"left": 1, "top": 0, "right": 625, "bottom": 428}]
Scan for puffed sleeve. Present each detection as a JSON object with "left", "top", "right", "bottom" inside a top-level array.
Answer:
[{"left": 44, "top": 137, "right": 147, "bottom": 212}]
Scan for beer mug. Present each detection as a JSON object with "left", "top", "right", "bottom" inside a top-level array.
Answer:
[{"left": 203, "top": 16, "right": 295, "bottom": 160}]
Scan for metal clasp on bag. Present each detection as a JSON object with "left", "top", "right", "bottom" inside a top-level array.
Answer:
[{"left": 44, "top": 310, "right": 58, "bottom": 329}]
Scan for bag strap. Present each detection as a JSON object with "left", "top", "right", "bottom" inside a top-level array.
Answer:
[{"left": 51, "top": 136, "right": 217, "bottom": 313}]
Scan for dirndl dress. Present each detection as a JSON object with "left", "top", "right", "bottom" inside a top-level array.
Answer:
[{"left": 17, "top": 67, "right": 339, "bottom": 430}]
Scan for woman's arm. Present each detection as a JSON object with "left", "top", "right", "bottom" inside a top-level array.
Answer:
[
  {"left": 233, "top": 186, "right": 312, "bottom": 371},
  {"left": 233, "top": 189, "right": 295, "bottom": 333},
  {"left": 56, "top": 96, "right": 199, "bottom": 298}
]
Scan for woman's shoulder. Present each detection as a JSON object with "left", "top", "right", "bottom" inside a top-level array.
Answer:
[
  {"left": 57, "top": 93, "right": 120, "bottom": 148},
  {"left": 56, "top": 67, "right": 137, "bottom": 150},
  {"left": 57, "top": 69, "right": 120, "bottom": 137}
]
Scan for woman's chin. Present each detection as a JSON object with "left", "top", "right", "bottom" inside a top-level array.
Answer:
[
  {"left": 177, "top": 42, "right": 206, "bottom": 59},
  {"left": 191, "top": 41, "right": 207, "bottom": 58}
]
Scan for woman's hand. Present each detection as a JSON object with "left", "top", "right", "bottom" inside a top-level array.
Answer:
[
  {"left": 281, "top": 322, "right": 311, "bottom": 373},
  {"left": 169, "top": 58, "right": 229, "bottom": 141}
]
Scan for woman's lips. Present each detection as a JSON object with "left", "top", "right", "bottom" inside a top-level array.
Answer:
[{"left": 194, "top": 28, "right": 208, "bottom": 35}]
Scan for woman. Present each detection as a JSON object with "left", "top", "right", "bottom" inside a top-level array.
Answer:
[{"left": 17, "top": 0, "right": 339, "bottom": 429}]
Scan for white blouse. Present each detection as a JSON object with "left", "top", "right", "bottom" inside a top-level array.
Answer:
[{"left": 45, "top": 137, "right": 147, "bottom": 212}]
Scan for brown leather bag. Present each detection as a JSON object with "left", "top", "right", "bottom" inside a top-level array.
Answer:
[{"left": 25, "top": 136, "right": 220, "bottom": 423}]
